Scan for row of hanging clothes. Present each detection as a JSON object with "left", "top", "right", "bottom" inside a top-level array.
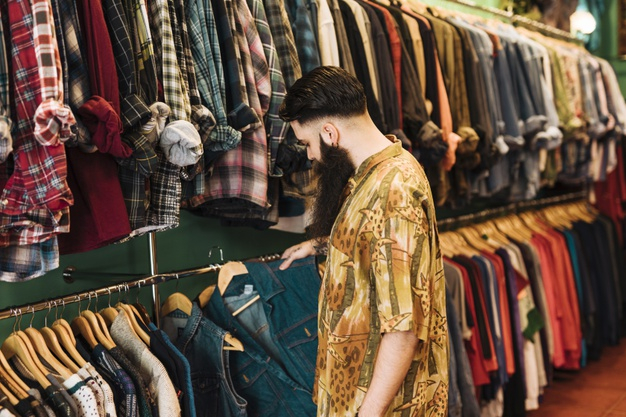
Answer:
[
  {"left": 1, "top": 0, "right": 625, "bottom": 280},
  {"left": 441, "top": 200, "right": 626, "bottom": 417},
  {"left": 0, "top": 255, "right": 322, "bottom": 417}
]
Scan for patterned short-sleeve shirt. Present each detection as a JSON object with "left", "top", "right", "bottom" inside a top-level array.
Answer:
[{"left": 315, "top": 137, "right": 449, "bottom": 417}]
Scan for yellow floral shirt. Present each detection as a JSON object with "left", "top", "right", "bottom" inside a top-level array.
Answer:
[{"left": 315, "top": 139, "right": 448, "bottom": 417}]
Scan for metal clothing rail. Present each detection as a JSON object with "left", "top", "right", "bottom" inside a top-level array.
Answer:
[
  {"left": 0, "top": 253, "right": 282, "bottom": 322},
  {"left": 437, "top": 0, "right": 582, "bottom": 44},
  {"left": 437, "top": 189, "right": 589, "bottom": 229}
]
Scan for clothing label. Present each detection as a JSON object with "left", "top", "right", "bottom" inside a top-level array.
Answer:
[{"left": 244, "top": 284, "right": 254, "bottom": 295}]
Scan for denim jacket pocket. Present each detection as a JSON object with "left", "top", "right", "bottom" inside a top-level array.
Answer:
[
  {"left": 191, "top": 373, "right": 219, "bottom": 417},
  {"left": 276, "top": 314, "right": 318, "bottom": 377}
]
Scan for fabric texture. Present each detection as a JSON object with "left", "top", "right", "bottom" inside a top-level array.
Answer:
[{"left": 316, "top": 137, "right": 449, "bottom": 416}]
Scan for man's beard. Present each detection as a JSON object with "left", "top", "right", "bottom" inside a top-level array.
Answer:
[{"left": 307, "top": 139, "right": 355, "bottom": 241}]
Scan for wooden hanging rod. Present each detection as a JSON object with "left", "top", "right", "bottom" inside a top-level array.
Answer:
[{"left": 0, "top": 253, "right": 282, "bottom": 321}]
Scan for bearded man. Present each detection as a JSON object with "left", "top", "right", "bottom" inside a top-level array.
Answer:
[{"left": 278, "top": 66, "right": 449, "bottom": 417}]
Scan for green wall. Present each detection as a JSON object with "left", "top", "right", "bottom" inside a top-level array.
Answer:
[{"left": 0, "top": 211, "right": 304, "bottom": 341}]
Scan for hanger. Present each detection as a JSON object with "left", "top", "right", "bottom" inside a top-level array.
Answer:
[
  {"left": 39, "top": 303, "right": 80, "bottom": 373},
  {"left": 100, "top": 287, "right": 119, "bottom": 326},
  {"left": 0, "top": 350, "right": 29, "bottom": 400},
  {"left": 457, "top": 227, "right": 494, "bottom": 253},
  {"left": 1, "top": 310, "right": 51, "bottom": 389},
  {"left": 22, "top": 307, "right": 73, "bottom": 380},
  {"left": 132, "top": 281, "right": 153, "bottom": 326},
  {"left": 161, "top": 275, "right": 193, "bottom": 317},
  {"left": 0, "top": 380, "right": 19, "bottom": 406},
  {"left": 48, "top": 301, "right": 86, "bottom": 368},
  {"left": 196, "top": 284, "right": 244, "bottom": 352},
  {"left": 80, "top": 293, "right": 116, "bottom": 350},
  {"left": 116, "top": 304, "right": 150, "bottom": 345},
  {"left": 70, "top": 297, "right": 100, "bottom": 350},
  {"left": 52, "top": 299, "right": 77, "bottom": 348},
  {"left": 217, "top": 262, "right": 261, "bottom": 317}
]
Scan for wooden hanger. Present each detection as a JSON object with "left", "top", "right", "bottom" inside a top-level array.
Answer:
[
  {"left": 71, "top": 316, "right": 100, "bottom": 350},
  {"left": 1, "top": 329, "right": 51, "bottom": 389},
  {"left": 23, "top": 327, "right": 72, "bottom": 380},
  {"left": 0, "top": 381, "right": 19, "bottom": 406},
  {"left": 116, "top": 304, "right": 150, "bottom": 345},
  {"left": 0, "top": 350, "right": 29, "bottom": 400},
  {"left": 22, "top": 304, "right": 73, "bottom": 379},
  {"left": 80, "top": 310, "right": 115, "bottom": 350},
  {"left": 50, "top": 323, "right": 86, "bottom": 367},
  {"left": 197, "top": 284, "right": 245, "bottom": 351},
  {"left": 99, "top": 286, "right": 120, "bottom": 327},
  {"left": 40, "top": 328, "right": 80, "bottom": 374},
  {"left": 52, "top": 299, "right": 77, "bottom": 348},
  {"left": 161, "top": 293, "right": 193, "bottom": 318}
]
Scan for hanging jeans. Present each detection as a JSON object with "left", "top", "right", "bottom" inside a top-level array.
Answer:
[{"left": 203, "top": 256, "right": 320, "bottom": 417}]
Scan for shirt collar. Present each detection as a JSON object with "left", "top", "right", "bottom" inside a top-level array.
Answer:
[{"left": 348, "top": 135, "right": 401, "bottom": 190}]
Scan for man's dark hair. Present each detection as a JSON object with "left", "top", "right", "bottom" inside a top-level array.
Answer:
[{"left": 279, "top": 66, "right": 367, "bottom": 125}]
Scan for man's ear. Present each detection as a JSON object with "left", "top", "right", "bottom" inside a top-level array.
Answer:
[{"left": 320, "top": 122, "right": 340, "bottom": 147}]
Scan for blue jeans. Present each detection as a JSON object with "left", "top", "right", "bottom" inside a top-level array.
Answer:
[
  {"left": 203, "top": 256, "right": 320, "bottom": 417},
  {"left": 162, "top": 305, "right": 247, "bottom": 417}
]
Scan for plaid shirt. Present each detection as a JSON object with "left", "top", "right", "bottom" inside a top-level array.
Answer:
[
  {"left": 31, "top": 0, "right": 77, "bottom": 146},
  {"left": 171, "top": 0, "right": 216, "bottom": 198},
  {"left": 148, "top": 0, "right": 190, "bottom": 121},
  {"left": 103, "top": 0, "right": 151, "bottom": 130},
  {"left": 212, "top": 0, "right": 260, "bottom": 132},
  {"left": 262, "top": 0, "right": 301, "bottom": 87},
  {"left": 2, "top": 0, "right": 73, "bottom": 216},
  {"left": 246, "top": 0, "right": 288, "bottom": 177},
  {"left": 186, "top": 0, "right": 242, "bottom": 153},
  {"left": 191, "top": 0, "right": 270, "bottom": 211},
  {"left": 284, "top": 0, "right": 320, "bottom": 74},
  {"left": 0, "top": 17, "right": 12, "bottom": 163},
  {"left": 123, "top": 0, "right": 158, "bottom": 105},
  {"left": 0, "top": 237, "right": 59, "bottom": 282}
]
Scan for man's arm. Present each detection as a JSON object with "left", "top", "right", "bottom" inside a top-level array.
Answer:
[{"left": 357, "top": 331, "right": 420, "bottom": 417}]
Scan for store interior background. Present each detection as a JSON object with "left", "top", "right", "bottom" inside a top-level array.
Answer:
[{"left": 0, "top": 0, "right": 623, "bottom": 340}]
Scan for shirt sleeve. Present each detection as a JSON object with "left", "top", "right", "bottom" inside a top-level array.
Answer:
[{"left": 371, "top": 186, "right": 433, "bottom": 342}]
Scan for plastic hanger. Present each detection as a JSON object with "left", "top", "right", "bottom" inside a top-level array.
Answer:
[
  {"left": 1, "top": 310, "right": 51, "bottom": 389},
  {"left": 22, "top": 307, "right": 73, "bottom": 380}
]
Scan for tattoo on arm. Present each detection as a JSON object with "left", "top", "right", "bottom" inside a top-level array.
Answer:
[{"left": 312, "top": 237, "right": 329, "bottom": 256}]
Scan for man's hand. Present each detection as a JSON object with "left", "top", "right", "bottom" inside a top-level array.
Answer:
[{"left": 279, "top": 237, "right": 328, "bottom": 270}]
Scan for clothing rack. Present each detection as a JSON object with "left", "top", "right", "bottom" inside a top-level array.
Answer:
[
  {"left": 0, "top": 253, "right": 282, "bottom": 322},
  {"left": 435, "top": 0, "right": 583, "bottom": 44},
  {"left": 437, "top": 189, "right": 589, "bottom": 230}
]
